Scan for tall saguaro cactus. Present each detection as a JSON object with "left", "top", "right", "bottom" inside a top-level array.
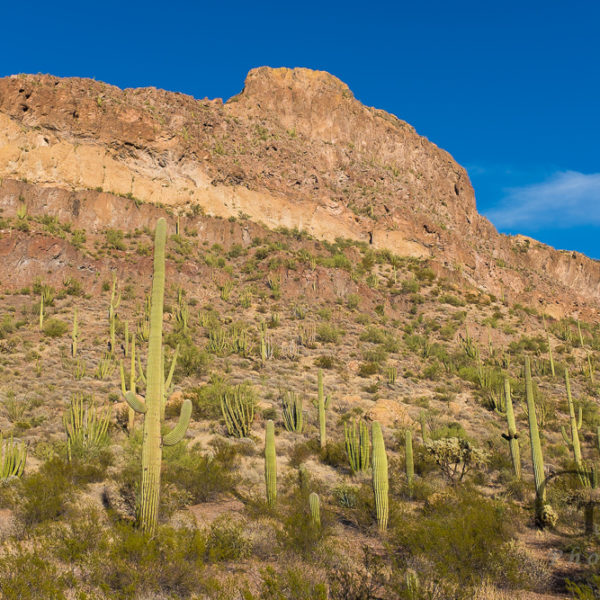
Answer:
[
  {"left": 316, "top": 369, "right": 330, "bottom": 449},
  {"left": 371, "top": 421, "right": 389, "bottom": 533},
  {"left": 265, "top": 419, "right": 277, "bottom": 507},
  {"left": 561, "top": 369, "right": 583, "bottom": 466},
  {"left": 120, "top": 331, "right": 138, "bottom": 432},
  {"left": 124, "top": 218, "right": 192, "bottom": 535},
  {"left": 498, "top": 378, "right": 521, "bottom": 480},
  {"left": 525, "top": 357, "right": 554, "bottom": 527},
  {"left": 405, "top": 429, "right": 415, "bottom": 496}
]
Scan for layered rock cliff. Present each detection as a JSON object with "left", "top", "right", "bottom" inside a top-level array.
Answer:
[{"left": 0, "top": 67, "right": 597, "bottom": 317}]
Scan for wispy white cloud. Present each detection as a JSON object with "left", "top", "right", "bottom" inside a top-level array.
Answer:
[{"left": 484, "top": 171, "right": 600, "bottom": 230}]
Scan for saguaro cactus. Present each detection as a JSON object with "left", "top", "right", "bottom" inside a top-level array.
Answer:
[
  {"left": 124, "top": 218, "right": 192, "bottom": 535},
  {"left": 309, "top": 492, "right": 321, "bottom": 528},
  {"left": 405, "top": 429, "right": 414, "bottom": 496},
  {"left": 71, "top": 309, "right": 79, "bottom": 358},
  {"left": 265, "top": 419, "right": 277, "bottom": 507},
  {"left": 371, "top": 421, "right": 389, "bottom": 533},
  {"left": 561, "top": 369, "right": 583, "bottom": 466},
  {"left": 344, "top": 419, "right": 370, "bottom": 474},
  {"left": 120, "top": 331, "right": 138, "bottom": 432},
  {"left": 315, "top": 370, "right": 330, "bottom": 449},
  {"left": 525, "top": 357, "right": 554, "bottom": 527},
  {"left": 498, "top": 378, "right": 521, "bottom": 480}
]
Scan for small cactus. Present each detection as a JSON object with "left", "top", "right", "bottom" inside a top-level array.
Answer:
[
  {"left": 0, "top": 433, "right": 27, "bottom": 480},
  {"left": 64, "top": 394, "right": 111, "bottom": 461},
  {"left": 265, "top": 420, "right": 277, "bottom": 507},
  {"left": 221, "top": 385, "right": 255, "bottom": 438},
  {"left": 371, "top": 421, "right": 389, "bottom": 533},
  {"left": 309, "top": 492, "right": 321, "bottom": 528}
]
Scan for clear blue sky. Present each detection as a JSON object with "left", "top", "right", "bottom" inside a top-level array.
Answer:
[{"left": 1, "top": 0, "right": 598, "bottom": 258}]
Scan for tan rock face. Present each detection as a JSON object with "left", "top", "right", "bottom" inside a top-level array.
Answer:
[
  {"left": 367, "top": 399, "right": 414, "bottom": 429},
  {"left": 0, "top": 68, "right": 598, "bottom": 316}
]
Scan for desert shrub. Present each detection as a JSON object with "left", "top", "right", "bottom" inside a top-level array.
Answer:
[
  {"left": 314, "top": 355, "right": 335, "bottom": 369},
  {"left": 320, "top": 441, "right": 347, "bottom": 469},
  {"left": 358, "top": 361, "right": 379, "bottom": 377},
  {"left": 253, "top": 566, "right": 328, "bottom": 600},
  {"left": 0, "top": 549, "right": 70, "bottom": 599},
  {"left": 90, "top": 522, "right": 206, "bottom": 599},
  {"left": 360, "top": 326, "right": 387, "bottom": 344},
  {"left": 346, "top": 294, "right": 360, "bottom": 310},
  {"left": 188, "top": 376, "right": 230, "bottom": 419},
  {"left": 43, "top": 318, "right": 68, "bottom": 338},
  {"left": 288, "top": 439, "right": 319, "bottom": 468},
  {"left": 176, "top": 340, "right": 211, "bottom": 377},
  {"left": 105, "top": 229, "right": 126, "bottom": 250},
  {"left": 163, "top": 441, "right": 237, "bottom": 503},
  {"left": 205, "top": 517, "right": 251, "bottom": 562},
  {"left": 391, "top": 490, "right": 526, "bottom": 594},
  {"left": 317, "top": 323, "right": 342, "bottom": 344},
  {"left": 425, "top": 437, "right": 488, "bottom": 483},
  {"left": 18, "top": 458, "right": 74, "bottom": 526}
]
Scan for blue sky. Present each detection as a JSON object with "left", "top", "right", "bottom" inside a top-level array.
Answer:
[{"left": 1, "top": 0, "right": 598, "bottom": 257}]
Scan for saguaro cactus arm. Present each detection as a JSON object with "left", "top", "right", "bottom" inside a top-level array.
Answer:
[
  {"left": 163, "top": 399, "right": 192, "bottom": 446},
  {"left": 125, "top": 391, "right": 147, "bottom": 414}
]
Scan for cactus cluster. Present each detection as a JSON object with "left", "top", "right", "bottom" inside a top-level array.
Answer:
[
  {"left": 123, "top": 218, "right": 192, "bottom": 535},
  {"left": 221, "top": 385, "right": 255, "bottom": 438},
  {"left": 282, "top": 391, "right": 303, "bottom": 433},
  {"left": 64, "top": 393, "right": 111, "bottom": 461},
  {"left": 344, "top": 419, "right": 370, "bottom": 474},
  {"left": 0, "top": 433, "right": 27, "bottom": 480}
]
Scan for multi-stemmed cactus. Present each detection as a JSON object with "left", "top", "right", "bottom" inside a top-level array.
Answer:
[
  {"left": 314, "top": 370, "right": 330, "bottom": 449},
  {"left": 561, "top": 369, "right": 583, "bottom": 466},
  {"left": 309, "top": 492, "right": 321, "bottom": 528},
  {"left": 264, "top": 420, "right": 277, "bottom": 507},
  {"left": 0, "top": 433, "right": 27, "bottom": 480},
  {"left": 344, "top": 419, "right": 370, "bottom": 474},
  {"left": 371, "top": 421, "right": 389, "bottom": 533},
  {"left": 524, "top": 357, "right": 555, "bottom": 528},
  {"left": 123, "top": 218, "right": 192, "bottom": 535},
  {"left": 405, "top": 429, "right": 414, "bottom": 496},
  {"left": 498, "top": 378, "right": 521, "bottom": 480},
  {"left": 281, "top": 391, "right": 303, "bottom": 433},
  {"left": 64, "top": 393, "right": 111, "bottom": 461},
  {"left": 221, "top": 385, "right": 255, "bottom": 438}
]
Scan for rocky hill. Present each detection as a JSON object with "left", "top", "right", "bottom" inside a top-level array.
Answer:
[
  {"left": 0, "top": 67, "right": 598, "bottom": 319},
  {"left": 0, "top": 68, "right": 599, "bottom": 600}
]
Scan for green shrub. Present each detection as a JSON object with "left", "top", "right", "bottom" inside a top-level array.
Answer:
[
  {"left": 43, "top": 318, "right": 68, "bottom": 338},
  {"left": 205, "top": 517, "right": 251, "bottom": 562},
  {"left": 317, "top": 323, "right": 342, "bottom": 344}
]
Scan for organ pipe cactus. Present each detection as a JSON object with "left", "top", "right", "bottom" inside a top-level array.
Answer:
[
  {"left": 281, "top": 391, "right": 303, "bottom": 433},
  {"left": 123, "top": 218, "right": 192, "bottom": 535},
  {"left": 264, "top": 420, "right": 277, "bottom": 507},
  {"left": 525, "top": 357, "right": 553, "bottom": 528},
  {"left": 498, "top": 378, "right": 521, "bottom": 480},
  {"left": 221, "top": 385, "right": 255, "bottom": 438},
  {"left": 561, "top": 369, "right": 583, "bottom": 466},
  {"left": 371, "top": 421, "right": 389, "bottom": 533},
  {"left": 344, "top": 419, "right": 370, "bottom": 474},
  {"left": 405, "top": 429, "right": 414, "bottom": 496},
  {"left": 309, "top": 492, "right": 321, "bottom": 528},
  {"left": 64, "top": 394, "right": 111, "bottom": 461},
  {"left": 0, "top": 433, "right": 27, "bottom": 480}
]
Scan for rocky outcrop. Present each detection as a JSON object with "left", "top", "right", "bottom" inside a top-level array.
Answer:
[{"left": 0, "top": 68, "right": 598, "bottom": 317}]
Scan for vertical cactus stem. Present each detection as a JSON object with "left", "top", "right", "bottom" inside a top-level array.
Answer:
[
  {"left": 501, "top": 378, "right": 521, "bottom": 480},
  {"left": 405, "top": 429, "right": 414, "bottom": 496},
  {"left": 525, "top": 357, "right": 547, "bottom": 526},
  {"left": 264, "top": 420, "right": 277, "bottom": 507},
  {"left": 419, "top": 411, "right": 430, "bottom": 443},
  {"left": 543, "top": 316, "right": 555, "bottom": 377},
  {"left": 124, "top": 321, "right": 129, "bottom": 357},
  {"left": 371, "top": 421, "right": 389, "bottom": 533},
  {"left": 562, "top": 369, "right": 583, "bottom": 466},
  {"left": 318, "top": 369, "right": 326, "bottom": 449},
  {"left": 128, "top": 333, "right": 137, "bottom": 431},
  {"left": 71, "top": 308, "right": 78, "bottom": 357},
  {"left": 139, "top": 217, "right": 167, "bottom": 535},
  {"left": 39, "top": 293, "right": 44, "bottom": 330},
  {"left": 309, "top": 492, "right": 321, "bottom": 528}
]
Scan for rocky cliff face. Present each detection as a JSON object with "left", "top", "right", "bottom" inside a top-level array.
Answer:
[{"left": 0, "top": 67, "right": 598, "bottom": 317}]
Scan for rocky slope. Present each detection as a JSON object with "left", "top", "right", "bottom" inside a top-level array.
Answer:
[{"left": 0, "top": 67, "right": 598, "bottom": 318}]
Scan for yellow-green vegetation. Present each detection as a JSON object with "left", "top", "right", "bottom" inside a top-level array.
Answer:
[{"left": 0, "top": 209, "right": 599, "bottom": 599}]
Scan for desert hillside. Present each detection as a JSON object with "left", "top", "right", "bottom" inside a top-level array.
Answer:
[{"left": 0, "top": 69, "right": 598, "bottom": 600}]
